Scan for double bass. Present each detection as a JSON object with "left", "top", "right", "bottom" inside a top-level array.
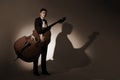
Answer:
[{"left": 14, "top": 17, "right": 66, "bottom": 62}]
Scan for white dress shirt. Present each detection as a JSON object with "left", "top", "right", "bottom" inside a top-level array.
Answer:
[{"left": 40, "top": 19, "right": 47, "bottom": 42}]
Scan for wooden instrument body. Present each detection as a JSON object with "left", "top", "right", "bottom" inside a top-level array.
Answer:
[{"left": 14, "top": 30, "right": 51, "bottom": 62}]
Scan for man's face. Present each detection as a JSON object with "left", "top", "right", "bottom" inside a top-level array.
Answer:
[{"left": 40, "top": 11, "right": 47, "bottom": 19}]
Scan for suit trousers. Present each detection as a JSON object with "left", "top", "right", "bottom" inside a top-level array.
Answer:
[{"left": 33, "top": 45, "right": 48, "bottom": 73}]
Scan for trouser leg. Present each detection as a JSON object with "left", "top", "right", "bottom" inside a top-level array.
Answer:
[
  {"left": 41, "top": 45, "right": 48, "bottom": 72},
  {"left": 33, "top": 58, "right": 39, "bottom": 73}
]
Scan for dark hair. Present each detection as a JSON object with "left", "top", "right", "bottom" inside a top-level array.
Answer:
[{"left": 40, "top": 8, "right": 47, "bottom": 13}]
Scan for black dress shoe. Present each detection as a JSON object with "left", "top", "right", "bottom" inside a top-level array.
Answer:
[
  {"left": 41, "top": 71, "right": 50, "bottom": 75},
  {"left": 33, "top": 71, "right": 40, "bottom": 76}
]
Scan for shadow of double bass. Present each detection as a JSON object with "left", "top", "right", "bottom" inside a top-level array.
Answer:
[{"left": 47, "top": 23, "right": 99, "bottom": 72}]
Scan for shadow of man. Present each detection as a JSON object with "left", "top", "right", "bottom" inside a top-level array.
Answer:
[{"left": 47, "top": 22, "right": 99, "bottom": 73}]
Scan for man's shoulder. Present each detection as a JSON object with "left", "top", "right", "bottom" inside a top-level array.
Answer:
[
  {"left": 35, "top": 17, "right": 42, "bottom": 21},
  {"left": 35, "top": 17, "right": 47, "bottom": 22}
]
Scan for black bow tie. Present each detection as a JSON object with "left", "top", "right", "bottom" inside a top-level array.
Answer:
[{"left": 42, "top": 19, "right": 45, "bottom": 21}]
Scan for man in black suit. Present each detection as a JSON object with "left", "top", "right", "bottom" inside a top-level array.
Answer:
[{"left": 33, "top": 8, "right": 51, "bottom": 76}]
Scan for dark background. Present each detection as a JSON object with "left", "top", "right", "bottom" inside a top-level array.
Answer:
[{"left": 0, "top": 0, "right": 120, "bottom": 80}]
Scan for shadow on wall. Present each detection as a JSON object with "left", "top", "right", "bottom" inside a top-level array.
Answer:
[{"left": 47, "top": 22, "right": 99, "bottom": 73}]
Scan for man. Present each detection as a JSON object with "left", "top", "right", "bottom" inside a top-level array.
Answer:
[{"left": 33, "top": 8, "right": 51, "bottom": 76}]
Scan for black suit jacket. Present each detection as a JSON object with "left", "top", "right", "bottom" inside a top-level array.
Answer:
[
  {"left": 34, "top": 17, "right": 51, "bottom": 45},
  {"left": 34, "top": 17, "right": 50, "bottom": 34}
]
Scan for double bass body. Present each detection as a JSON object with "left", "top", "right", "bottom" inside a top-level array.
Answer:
[{"left": 14, "top": 30, "right": 50, "bottom": 62}]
